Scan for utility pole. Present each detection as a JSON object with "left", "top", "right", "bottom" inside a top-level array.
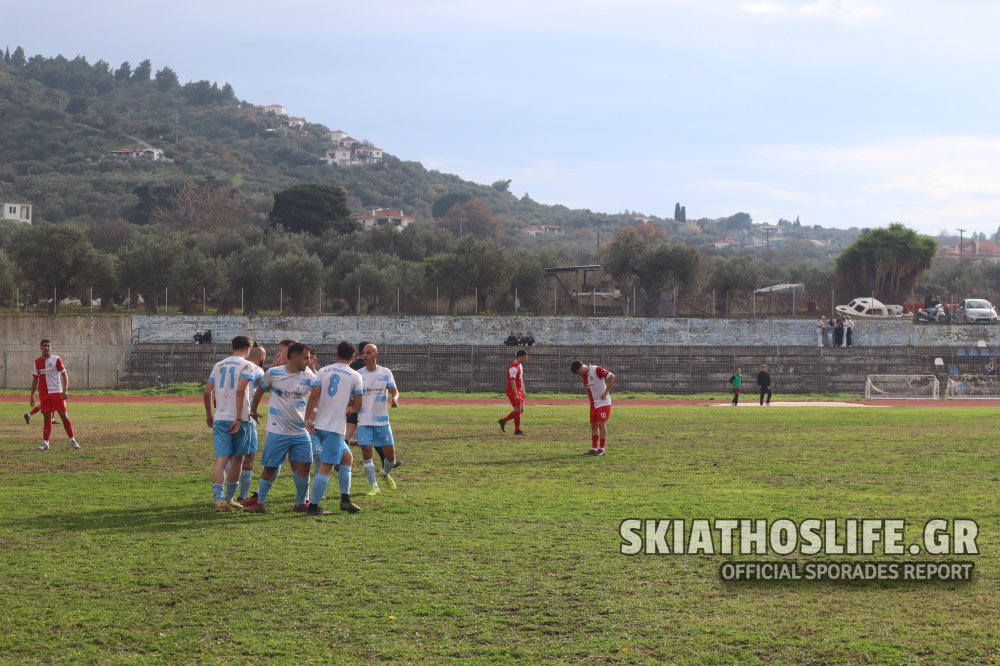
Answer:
[
  {"left": 174, "top": 114, "right": 179, "bottom": 143},
  {"left": 957, "top": 228, "right": 966, "bottom": 256}
]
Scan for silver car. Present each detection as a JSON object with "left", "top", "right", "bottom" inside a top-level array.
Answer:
[{"left": 957, "top": 298, "right": 998, "bottom": 324}]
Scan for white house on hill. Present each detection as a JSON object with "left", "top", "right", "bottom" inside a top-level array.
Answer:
[
  {"left": 2, "top": 202, "right": 32, "bottom": 224},
  {"left": 355, "top": 208, "right": 414, "bottom": 231}
]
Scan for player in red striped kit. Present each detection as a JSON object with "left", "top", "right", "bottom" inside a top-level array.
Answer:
[
  {"left": 570, "top": 360, "right": 615, "bottom": 456},
  {"left": 30, "top": 339, "right": 79, "bottom": 451},
  {"left": 498, "top": 350, "right": 528, "bottom": 436}
]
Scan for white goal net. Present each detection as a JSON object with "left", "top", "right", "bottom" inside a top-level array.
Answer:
[
  {"left": 865, "top": 375, "right": 940, "bottom": 400},
  {"left": 945, "top": 375, "right": 1000, "bottom": 399}
]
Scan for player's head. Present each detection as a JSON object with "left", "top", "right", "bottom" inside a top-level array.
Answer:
[
  {"left": 40, "top": 339, "right": 52, "bottom": 355},
  {"left": 286, "top": 342, "right": 308, "bottom": 371},
  {"left": 356, "top": 341, "right": 370, "bottom": 360},
  {"left": 761, "top": 364, "right": 768, "bottom": 370},
  {"left": 570, "top": 360, "right": 587, "bottom": 376},
  {"left": 337, "top": 340, "right": 356, "bottom": 362},
  {"left": 274, "top": 338, "right": 298, "bottom": 365},
  {"left": 248, "top": 344, "right": 266, "bottom": 366},
  {"left": 362, "top": 343, "right": 379, "bottom": 366},
  {"left": 516, "top": 349, "right": 528, "bottom": 363},
  {"left": 231, "top": 335, "right": 252, "bottom": 352},
  {"left": 735, "top": 367, "right": 741, "bottom": 373},
  {"left": 303, "top": 345, "right": 317, "bottom": 368}
]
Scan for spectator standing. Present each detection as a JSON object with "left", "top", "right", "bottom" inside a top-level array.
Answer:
[{"left": 757, "top": 364, "right": 773, "bottom": 406}]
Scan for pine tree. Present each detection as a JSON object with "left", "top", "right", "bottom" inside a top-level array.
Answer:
[{"left": 674, "top": 203, "right": 681, "bottom": 221}]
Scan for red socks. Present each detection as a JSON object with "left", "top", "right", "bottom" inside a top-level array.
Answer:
[
  {"left": 513, "top": 413, "right": 521, "bottom": 430},
  {"left": 600, "top": 438, "right": 606, "bottom": 449},
  {"left": 62, "top": 416, "right": 75, "bottom": 438},
  {"left": 591, "top": 434, "right": 599, "bottom": 449},
  {"left": 43, "top": 418, "right": 52, "bottom": 440}
]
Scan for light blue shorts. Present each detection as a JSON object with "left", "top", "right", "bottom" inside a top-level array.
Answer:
[
  {"left": 316, "top": 430, "right": 350, "bottom": 465},
  {"left": 213, "top": 420, "right": 253, "bottom": 458},
  {"left": 357, "top": 424, "right": 394, "bottom": 448},
  {"left": 261, "top": 432, "right": 313, "bottom": 468},
  {"left": 247, "top": 425, "right": 260, "bottom": 454}
]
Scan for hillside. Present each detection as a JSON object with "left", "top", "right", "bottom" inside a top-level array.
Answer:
[{"left": 0, "top": 49, "right": 858, "bottom": 253}]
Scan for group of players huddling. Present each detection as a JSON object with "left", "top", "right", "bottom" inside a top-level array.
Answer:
[
  {"left": 204, "top": 336, "right": 400, "bottom": 515},
  {"left": 26, "top": 337, "right": 617, "bottom": 508}
]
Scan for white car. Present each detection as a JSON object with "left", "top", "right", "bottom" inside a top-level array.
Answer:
[{"left": 957, "top": 299, "right": 998, "bottom": 324}]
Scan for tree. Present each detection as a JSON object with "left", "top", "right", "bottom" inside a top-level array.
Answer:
[
  {"left": 11, "top": 224, "right": 109, "bottom": 313},
  {"left": 11, "top": 46, "right": 25, "bottom": 67},
  {"left": 225, "top": 246, "right": 272, "bottom": 316},
  {"left": 674, "top": 203, "right": 683, "bottom": 221},
  {"left": 431, "top": 191, "right": 472, "bottom": 218},
  {"left": 270, "top": 184, "right": 356, "bottom": 236},
  {"left": 132, "top": 59, "right": 152, "bottom": 82},
  {"left": 65, "top": 96, "right": 88, "bottom": 116},
  {"left": 151, "top": 182, "right": 251, "bottom": 232},
  {"left": 117, "top": 234, "right": 178, "bottom": 313},
  {"left": 439, "top": 200, "right": 503, "bottom": 239},
  {"left": 429, "top": 236, "right": 511, "bottom": 313},
  {"left": 491, "top": 179, "right": 512, "bottom": 193},
  {"left": 603, "top": 228, "right": 702, "bottom": 316},
  {"left": 155, "top": 66, "right": 179, "bottom": 91},
  {"left": 835, "top": 223, "right": 937, "bottom": 303},
  {"left": 264, "top": 252, "right": 324, "bottom": 313},
  {"left": 114, "top": 61, "right": 131, "bottom": 81}
]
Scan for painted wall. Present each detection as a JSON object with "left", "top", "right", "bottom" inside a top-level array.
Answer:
[{"left": 132, "top": 315, "right": 1000, "bottom": 348}]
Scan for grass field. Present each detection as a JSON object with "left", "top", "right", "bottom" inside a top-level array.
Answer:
[{"left": 1, "top": 400, "right": 998, "bottom": 664}]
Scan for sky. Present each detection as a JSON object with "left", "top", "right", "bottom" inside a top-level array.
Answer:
[{"left": 8, "top": 0, "right": 1000, "bottom": 235}]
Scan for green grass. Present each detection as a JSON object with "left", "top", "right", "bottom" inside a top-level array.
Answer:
[
  {"left": 1, "top": 402, "right": 997, "bottom": 664},
  {"left": 0, "top": 385, "right": 865, "bottom": 401}
]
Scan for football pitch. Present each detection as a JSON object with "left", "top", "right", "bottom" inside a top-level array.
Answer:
[{"left": 1, "top": 400, "right": 998, "bottom": 664}]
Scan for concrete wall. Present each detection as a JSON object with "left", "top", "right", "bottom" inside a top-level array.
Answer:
[
  {"left": 133, "top": 315, "right": 1000, "bottom": 348},
  {"left": 0, "top": 316, "right": 131, "bottom": 388}
]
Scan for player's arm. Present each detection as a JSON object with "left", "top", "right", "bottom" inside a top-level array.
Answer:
[
  {"left": 202, "top": 379, "right": 214, "bottom": 428},
  {"left": 250, "top": 384, "right": 265, "bottom": 421},
  {"left": 60, "top": 368, "right": 69, "bottom": 397},
  {"left": 230, "top": 376, "right": 251, "bottom": 434},
  {"left": 602, "top": 372, "right": 616, "bottom": 400},
  {"left": 304, "top": 385, "right": 321, "bottom": 434},
  {"left": 507, "top": 375, "right": 520, "bottom": 403},
  {"left": 388, "top": 385, "right": 399, "bottom": 408},
  {"left": 29, "top": 375, "right": 38, "bottom": 406}
]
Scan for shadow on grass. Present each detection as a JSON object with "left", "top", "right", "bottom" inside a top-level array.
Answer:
[{"left": 9, "top": 503, "right": 250, "bottom": 534}]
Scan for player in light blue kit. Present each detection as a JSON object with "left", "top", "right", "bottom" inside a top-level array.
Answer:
[
  {"left": 243, "top": 342, "right": 317, "bottom": 513},
  {"left": 235, "top": 343, "right": 266, "bottom": 503},
  {"left": 357, "top": 343, "right": 400, "bottom": 495},
  {"left": 304, "top": 340, "right": 363, "bottom": 514},
  {"left": 203, "top": 335, "right": 257, "bottom": 511}
]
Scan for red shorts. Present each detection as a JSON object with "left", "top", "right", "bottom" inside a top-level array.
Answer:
[
  {"left": 507, "top": 392, "right": 525, "bottom": 408},
  {"left": 40, "top": 394, "right": 67, "bottom": 413},
  {"left": 590, "top": 405, "right": 611, "bottom": 424}
]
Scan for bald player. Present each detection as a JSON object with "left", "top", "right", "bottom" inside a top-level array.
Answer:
[{"left": 356, "top": 344, "right": 400, "bottom": 494}]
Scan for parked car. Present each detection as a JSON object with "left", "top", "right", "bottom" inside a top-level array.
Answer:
[{"left": 957, "top": 299, "right": 998, "bottom": 324}]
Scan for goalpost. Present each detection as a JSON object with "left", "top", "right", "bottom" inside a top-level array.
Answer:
[
  {"left": 945, "top": 375, "right": 1000, "bottom": 400},
  {"left": 864, "top": 375, "right": 940, "bottom": 400}
]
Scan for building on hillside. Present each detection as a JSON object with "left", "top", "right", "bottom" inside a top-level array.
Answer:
[
  {"left": 522, "top": 224, "right": 564, "bottom": 237},
  {"left": 354, "top": 145, "right": 384, "bottom": 163},
  {"left": 940, "top": 240, "right": 1000, "bottom": 263},
  {"left": 2, "top": 202, "right": 32, "bottom": 224},
  {"left": 259, "top": 104, "right": 289, "bottom": 116},
  {"left": 712, "top": 237, "right": 741, "bottom": 249},
  {"left": 106, "top": 146, "right": 164, "bottom": 161},
  {"left": 286, "top": 117, "right": 305, "bottom": 129},
  {"left": 355, "top": 208, "right": 415, "bottom": 231},
  {"left": 325, "top": 146, "right": 354, "bottom": 166},
  {"left": 324, "top": 129, "right": 385, "bottom": 166}
]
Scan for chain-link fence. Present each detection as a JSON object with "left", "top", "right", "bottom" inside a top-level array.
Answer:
[
  {"left": 118, "top": 343, "right": 983, "bottom": 394},
  {"left": 7, "top": 284, "right": 988, "bottom": 319}
]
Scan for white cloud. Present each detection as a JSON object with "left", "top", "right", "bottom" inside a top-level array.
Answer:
[{"left": 740, "top": 0, "right": 889, "bottom": 23}]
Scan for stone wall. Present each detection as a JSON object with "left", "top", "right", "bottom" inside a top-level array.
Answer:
[{"left": 133, "top": 315, "right": 1000, "bottom": 348}]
